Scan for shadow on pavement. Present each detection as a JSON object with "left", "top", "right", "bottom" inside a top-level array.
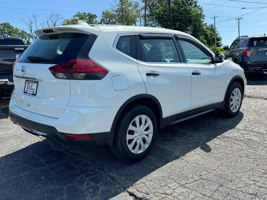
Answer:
[
  {"left": 246, "top": 72, "right": 267, "bottom": 85},
  {"left": 0, "top": 97, "right": 10, "bottom": 119},
  {"left": 0, "top": 110, "right": 244, "bottom": 199}
]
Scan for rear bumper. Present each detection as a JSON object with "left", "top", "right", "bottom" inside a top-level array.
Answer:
[
  {"left": 0, "top": 74, "right": 14, "bottom": 95},
  {"left": 9, "top": 111, "right": 112, "bottom": 146},
  {"left": 240, "top": 62, "right": 267, "bottom": 72},
  {"left": 0, "top": 78, "right": 14, "bottom": 85}
]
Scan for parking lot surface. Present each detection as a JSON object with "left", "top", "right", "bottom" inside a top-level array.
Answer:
[{"left": 0, "top": 74, "right": 266, "bottom": 200}]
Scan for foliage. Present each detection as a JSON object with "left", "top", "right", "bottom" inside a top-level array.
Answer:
[
  {"left": 0, "top": 22, "right": 31, "bottom": 44},
  {"left": 100, "top": 0, "right": 140, "bottom": 25},
  {"left": 100, "top": 10, "right": 117, "bottom": 24},
  {"left": 62, "top": 12, "right": 98, "bottom": 25},
  {"left": 200, "top": 24, "right": 222, "bottom": 48},
  {"left": 148, "top": 0, "right": 205, "bottom": 38}
]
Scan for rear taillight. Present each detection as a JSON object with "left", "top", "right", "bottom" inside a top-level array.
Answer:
[
  {"left": 243, "top": 49, "right": 251, "bottom": 57},
  {"left": 49, "top": 59, "right": 108, "bottom": 80},
  {"left": 12, "top": 57, "right": 20, "bottom": 70}
]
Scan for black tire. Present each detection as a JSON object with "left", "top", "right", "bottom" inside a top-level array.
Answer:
[
  {"left": 112, "top": 105, "right": 157, "bottom": 163},
  {"left": 222, "top": 82, "right": 243, "bottom": 117}
]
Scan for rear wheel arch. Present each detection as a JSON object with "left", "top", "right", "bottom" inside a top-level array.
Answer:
[{"left": 108, "top": 94, "right": 163, "bottom": 147}]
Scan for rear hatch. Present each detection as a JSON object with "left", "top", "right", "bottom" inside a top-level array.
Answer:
[
  {"left": 247, "top": 37, "right": 267, "bottom": 65},
  {"left": 13, "top": 29, "right": 98, "bottom": 118}
]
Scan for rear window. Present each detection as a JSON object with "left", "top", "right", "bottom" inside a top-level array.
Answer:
[
  {"left": 0, "top": 38, "right": 24, "bottom": 45},
  {"left": 19, "top": 33, "right": 96, "bottom": 64},
  {"left": 248, "top": 38, "right": 267, "bottom": 48}
]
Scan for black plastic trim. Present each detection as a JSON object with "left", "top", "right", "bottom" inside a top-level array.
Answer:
[
  {"left": 162, "top": 102, "right": 223, "bottom": 127},
  {"left": 9, "top": 111, "right": 111, "bottom": 145},
  {"left": 222, "top": 75, "right": 245, "bottom": 109},
  {"left": 139, "top": 33, "right": 174, "bottom": 39}
]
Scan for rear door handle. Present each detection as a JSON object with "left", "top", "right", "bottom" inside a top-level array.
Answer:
[
  {"left": 192, "top": 71, "right": 201, "bottom": 76},
  {"left": 146, "top": 71, "right": 160, "bottom": 77}
]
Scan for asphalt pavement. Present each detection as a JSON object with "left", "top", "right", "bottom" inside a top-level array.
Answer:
[{"left": 0, "top": 74, "right": 266, "bottom": 200}]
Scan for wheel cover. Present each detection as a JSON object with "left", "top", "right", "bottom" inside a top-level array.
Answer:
[
  {"left": 230, "top": 88, "right": 242, "bottom": 113},
  {"left": 126, "top": 115, "right": 153, "bottom": 154}
]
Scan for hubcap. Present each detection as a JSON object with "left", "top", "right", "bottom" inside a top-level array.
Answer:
[
  {"left": 230, "top": 88, "right": 242, "bottom": 113},
  {"left": 126, "top": 115, "right": 153, "bottom": 154}
]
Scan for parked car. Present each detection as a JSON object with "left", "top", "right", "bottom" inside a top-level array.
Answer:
[
  {"left": 224, "top": 35, "right": 267, "bottom": 73},
  {"left": 9, "top": 24, "right": 246, "bottom": 162},
  {"left": 0, "top": 37, "right": 28, "bottom": 97}
]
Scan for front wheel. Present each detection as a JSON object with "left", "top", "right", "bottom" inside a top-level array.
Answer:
[
  {"left": 222, "top": 82, "right": 243, "bottom": 117},
  {"left": 112, "top": 105, "right": 157, "bottom": 163}
]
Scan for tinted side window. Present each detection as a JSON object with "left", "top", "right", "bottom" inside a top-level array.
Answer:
[
  {"left": 229, "top": 38, "right": 247, "bottom": 49},
  {"left": 139, "top": 38, "right": 179, "bottom": 63},
  {"left": 0, "top": 38, "right": 24, "bottom": 45},
  {"left": 116, "top": 35, "right": 136, "bottom": 58},
  {"left": 178, "top": 39, "right": 212, "bottom": 64}
]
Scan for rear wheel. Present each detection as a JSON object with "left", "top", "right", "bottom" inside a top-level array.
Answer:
[
  {"left": 222, "top": 82, "right": 243, "bottom": 117},
  {"left": 112, "top": 105, "right": 157, "bottom": 163}
]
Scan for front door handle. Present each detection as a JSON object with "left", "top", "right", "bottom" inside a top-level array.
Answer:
[
  {"left": 192, "top": 71, "right": 201, "bottom": 76},
  {"left": 146, "top": 71, "right": 160, "bottom": 77}
]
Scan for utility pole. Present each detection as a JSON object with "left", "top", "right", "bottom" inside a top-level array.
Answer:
[
  {"left": 168, "top": 0, "right": 173, "bottom": 29},
  {"left": 144, "top": 0, "right": 147, "bottom": 26},
  {"left": 237, "top": 17, "right": 243, "bottom": 38},
  {"left": 211, "top": 16, "right": 218, "bottom": 47}
]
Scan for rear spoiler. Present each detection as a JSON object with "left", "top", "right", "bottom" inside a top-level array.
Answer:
[{"left": 35, "top": 25, "right": 101, "bottom": 37}]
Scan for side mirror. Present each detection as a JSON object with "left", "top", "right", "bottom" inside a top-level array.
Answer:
[
  {"left": 215, "top": 54, "right": 224, "bottom": 63},
  {"left": 223, "top": 45, "right": 229, "bottom": 51}
]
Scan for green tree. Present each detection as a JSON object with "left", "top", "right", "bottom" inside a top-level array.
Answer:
[
  {"left": 100, "top": 10, "right": 117, "bottom": 24},
  {"left": 100, "top": 0, "right": 139, "bottom": 25},
  {"left": 62, "top": 12, "right": 98, "bottom": 25},
  {"left": 0, "top": 22, "right": 31, "bottom": 44},
  {"left": 115, "top": 0, "right": 136, "bottom": 25},
  {"left": 201, "top": 24, "right": 222, "bottom": 47},
  {"left": 148, "top": 0, "right": 205, "bottom": 39}
]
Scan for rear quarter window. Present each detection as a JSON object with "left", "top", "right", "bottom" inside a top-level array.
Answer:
[
  {"left": 116, "top": 35, "right": 137, "bottom": 58},
  {"left": 19, "top": 33, "right": 96, "bottom": 64},
  {"left": 248, "top": 38, "right": 267, "bottom": 47}
]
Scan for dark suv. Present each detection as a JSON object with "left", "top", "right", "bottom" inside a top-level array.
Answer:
[{"left": 224, "top": 36, "right": 267, "bottom": 73}]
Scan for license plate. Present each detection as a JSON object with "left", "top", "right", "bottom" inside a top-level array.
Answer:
[{"left": 24, "top": 80, "right": 38, "bottom": 96}]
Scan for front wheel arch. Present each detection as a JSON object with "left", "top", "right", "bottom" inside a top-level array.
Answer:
[
  {"left": 222, "top": 78, "right": 244, "bottom": 117},
  {"left": 222, "top": 75, "right": 245, "bottom": 109}
]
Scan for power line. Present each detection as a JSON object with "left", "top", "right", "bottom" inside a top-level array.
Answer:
[
  {"left": 218, "top": 6, "right": 267, "bottom": 23},
  {"left": 230, "top": 0, "right": 267, "bottom": 4},
  {"left": 200, "top": 2, "right": 243, "bottom": 9},
  {"left": 203, "top": 0, "right": 231, "bottom": 11}
]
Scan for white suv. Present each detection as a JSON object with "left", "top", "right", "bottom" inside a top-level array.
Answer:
[{"left": 9, "top": 24, "right": 246, "bottom": 162}]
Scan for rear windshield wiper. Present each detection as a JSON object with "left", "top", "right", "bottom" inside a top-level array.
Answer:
[{"left": 27, "top": 56, "right": 51, "bottom": 63}]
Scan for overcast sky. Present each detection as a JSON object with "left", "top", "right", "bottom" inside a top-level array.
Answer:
[{"left": 1, "top": 0, "right": 267, "bottom": 45}]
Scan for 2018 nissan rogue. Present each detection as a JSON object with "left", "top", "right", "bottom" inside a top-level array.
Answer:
[{"left": 9, "top": 24, "right": 246, "bottom": 162}]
